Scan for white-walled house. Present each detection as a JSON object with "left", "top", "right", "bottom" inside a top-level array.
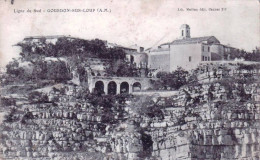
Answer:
[{"left": 147, "top": 24, "right": 236, "bottom": 71}]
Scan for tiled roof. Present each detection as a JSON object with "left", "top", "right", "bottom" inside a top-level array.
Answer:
[{"left": 160, "top": 36, "right": 217, "bottom": 46}]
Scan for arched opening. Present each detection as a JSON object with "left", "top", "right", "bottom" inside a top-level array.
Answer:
[
  {"left": 132, "top": 82, "right": 141, "bottom": 92},
  {"left": 108, "top": 81, "right": 117, "bottom": 95},
  {"left": 130, "top": 55, "right": 134, "bottom": 64},
  {"left": 120, "top": 82, "right": 129, "bottom": 94},
  {"left": 94, "top": 81, "right": 104, "bottom": 95}
]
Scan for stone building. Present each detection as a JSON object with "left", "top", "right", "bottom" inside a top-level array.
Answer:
[
  {"left": 105, "top": 42, "right": 148, "bottom": 70},
  {"left": 147, "top": 24, "right": 237, "bottom": 71},
  {"left": 87, "top": 42, "right": 152, "bottom": 95},
  {"left": 17, "top": 36, "right": 152, "bottom": 95}
]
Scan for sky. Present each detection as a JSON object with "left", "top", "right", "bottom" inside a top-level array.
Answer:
[{"left": 0, "top": 0, "right": 259, "bottom": 67}]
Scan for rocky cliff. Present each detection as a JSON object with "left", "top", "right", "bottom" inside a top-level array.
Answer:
[
  {"left": 147, "top": 81, "right": 260, "bottom": 159},
  {"left": 0, "top": 69, "right": 260, "bottom": 160}
]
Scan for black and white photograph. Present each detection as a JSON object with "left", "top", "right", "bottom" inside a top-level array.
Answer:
[{"left": 0, "top": 0, "right": 259, "bottom": 159}]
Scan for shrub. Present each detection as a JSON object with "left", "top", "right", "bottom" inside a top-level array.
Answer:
[
  {"left": 0, "top": 97, "right": 16, "bottom": 107},
  {"left": 28, "top": 91, "right": 49, "bottom": 103},
  {"left": 3, "top": 108, "right": 19, "bottom": 123},
  {"left": 153, "top": 67, "right": 197, "bottom": 90}
]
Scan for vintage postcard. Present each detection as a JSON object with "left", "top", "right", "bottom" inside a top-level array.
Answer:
[{"left": 0, "top": 0, "right": 259, "bottom": 159}]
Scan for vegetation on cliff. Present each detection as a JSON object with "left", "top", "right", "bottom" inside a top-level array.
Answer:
[
  {"left": 150, "top": 67, "right": 198, "bottom": 90},
  {"left": 0, "top": 37, "right": 259, "bottom": 159},
  {"left": 18, "top": 38, "right": 126, "bottom": 60},
  {"left": 227, "top": 47, "right": 260, "bottom": 61}
]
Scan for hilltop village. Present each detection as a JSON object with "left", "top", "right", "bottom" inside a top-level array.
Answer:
[
  {"left": 0, "top": 24, "right": 260, "bottom": 159},
  {"left": 5, "top": 24, "right": 258, "bottom": 95}
]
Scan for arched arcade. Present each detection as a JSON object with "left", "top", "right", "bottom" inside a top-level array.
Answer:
[{"left": 91, "top": 78, "right": 145, "bottom": 95}]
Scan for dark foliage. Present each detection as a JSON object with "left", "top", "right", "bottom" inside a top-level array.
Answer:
[
  {"left": 6, "top": 59, "right": 29, "bottom": 81},
  {"left": 28, "top": 91, "right": 49, "bottom": 103},
  {"left": 85, "top": 93, "right": 132, "bottom": 123},
  {"left": 18, "top": 38, "right": 126, "bottom": 60},
  {"left": 238, "top": 63, "right": 260, "bottom": 71},
  {"left": 3, "top": 108, "right": 19, "bottom": 123},
  {"left": 152, "top": 67, "right": 197, "bottom": 90},
  {"left": 215, "top": 76, "right": 256, "bottom": 102},
  {"left": 0, "top": 97, "right": 16, "bottom": 107},
  {"left": 115, "top": 61, "right": 139, "bottom": 77},
  {"left": 104, "top": 59, "right": 143, "bottom": 77},
  {"left": 228, "top": 48, "right": 260, "bottom": 61},
  {"left": 5, "top": 59, "right": 72, "bottom": 83},
  {"left": 130, "top": 96, "right": 164, "bottom": 119},
  {"left": 139, "top": 130, "right": 153, "bottom": 158}
]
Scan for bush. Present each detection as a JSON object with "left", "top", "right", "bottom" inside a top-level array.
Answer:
[
  {"left": 3, "top": 108, "right": 19, "bottom": 123},
  {"left": 129, "top": 95, "right": 164, "bottom": 119},
  {"left": 0, "top": 97, "right": 16, "bottom": 107},
  {"left": 17, "top": 37, "right": 126, "bottom": 60},
  {"left": 153, "top": 67, "right": 197, "bottom": 90},
  {"left": 28, "top": 91, "right": 49, "bottom": 103},
  {"left": 46, "top": 61, "right": 72, "bottom": 82}
]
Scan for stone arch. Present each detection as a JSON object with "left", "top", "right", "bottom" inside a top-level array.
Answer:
[
  {"left": 120, "top": 82, "right": 129, "bottom": 94},
  {"left": 108, "top": 81, "right": 117, "bottom": 95},
  {"left": 94, "top": 81, "right": 104, "bottom": 95},
  {"left": 132, "top": 82, "right": 141, "bottom": 92}
]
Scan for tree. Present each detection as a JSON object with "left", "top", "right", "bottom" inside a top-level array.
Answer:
[
  {"left": 154, "top": 67, "right": 194, "bottom": 90},
  {"left": 3, "top": 108, "right": 19, "bottom": 123},
  {"left": 18, "top": 37, "right": 127, "bottom": 60},
  {"left": 6, "top": 59, "right": 23, "bottom": 76},
  {"left": 31, "top": 61, "right": 48, "bottom": 80},
  {"left": 46, "top": 61, "right": 72, "bottom": 82},
  {"left": 129, "top": 95, "right": 164, "bottom": 119},
  {"left": 0, "top": 97, "right": 16, "bottom": 107},
  {"left": 5, "top": 59, "right": 32, "bottom": 82},
  {"left": 28, "top": 91, "right": 49, "bottom": 103},
  {"left": 116, "top": 61, "right": 138, "bottom": 77}
]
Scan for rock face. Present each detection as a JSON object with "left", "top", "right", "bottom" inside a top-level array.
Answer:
[
  {"left": 147, "top": 81, "right": 260, "bottom": 160},
  {"left": 109, "top": 121, "right": 144, "bottom": 160},
  {"left": 1, "top": 79, "right": 260, "bottom": 159},
  {"left": 0, "top": 85, "right": 113, "bottom": 159}
]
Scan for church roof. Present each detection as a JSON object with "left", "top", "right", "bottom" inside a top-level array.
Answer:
[{"left": 160, "top": 36, "right": 219, "bottom": 46}]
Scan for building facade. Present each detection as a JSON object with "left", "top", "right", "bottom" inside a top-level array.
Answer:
[{"left": 147, "top": 24, "right": 235, "bottom": 71}]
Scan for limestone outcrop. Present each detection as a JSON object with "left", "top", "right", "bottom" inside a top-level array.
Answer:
[{"left": 0, "top": 73, "right": 259, "bottom": 160}]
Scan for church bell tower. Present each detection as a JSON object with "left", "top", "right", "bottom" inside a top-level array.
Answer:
[{"left": 180, "top": 24, "right": 190, "bottom": 39}]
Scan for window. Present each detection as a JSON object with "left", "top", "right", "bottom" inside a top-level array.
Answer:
[
  {"left": 205, "top": 57, "right": 208, "bottom": 61},
  {"left": 189, "top": 56, "right": 192, "bottom": 62},
  {"left": 202, "top": 46, "right": 204, "bottom": 52},
  {"left": 208, "top": 57, "right": 210, "bottom": 61},
  {"left": 208, "top": 46, "right": 210, "bottom": 52},
  {"left": 182, "top": 30, "right": 184, "bottom": 36},
  {"left": 202, "top": 56, "right": 204, "bottom": 61}
]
